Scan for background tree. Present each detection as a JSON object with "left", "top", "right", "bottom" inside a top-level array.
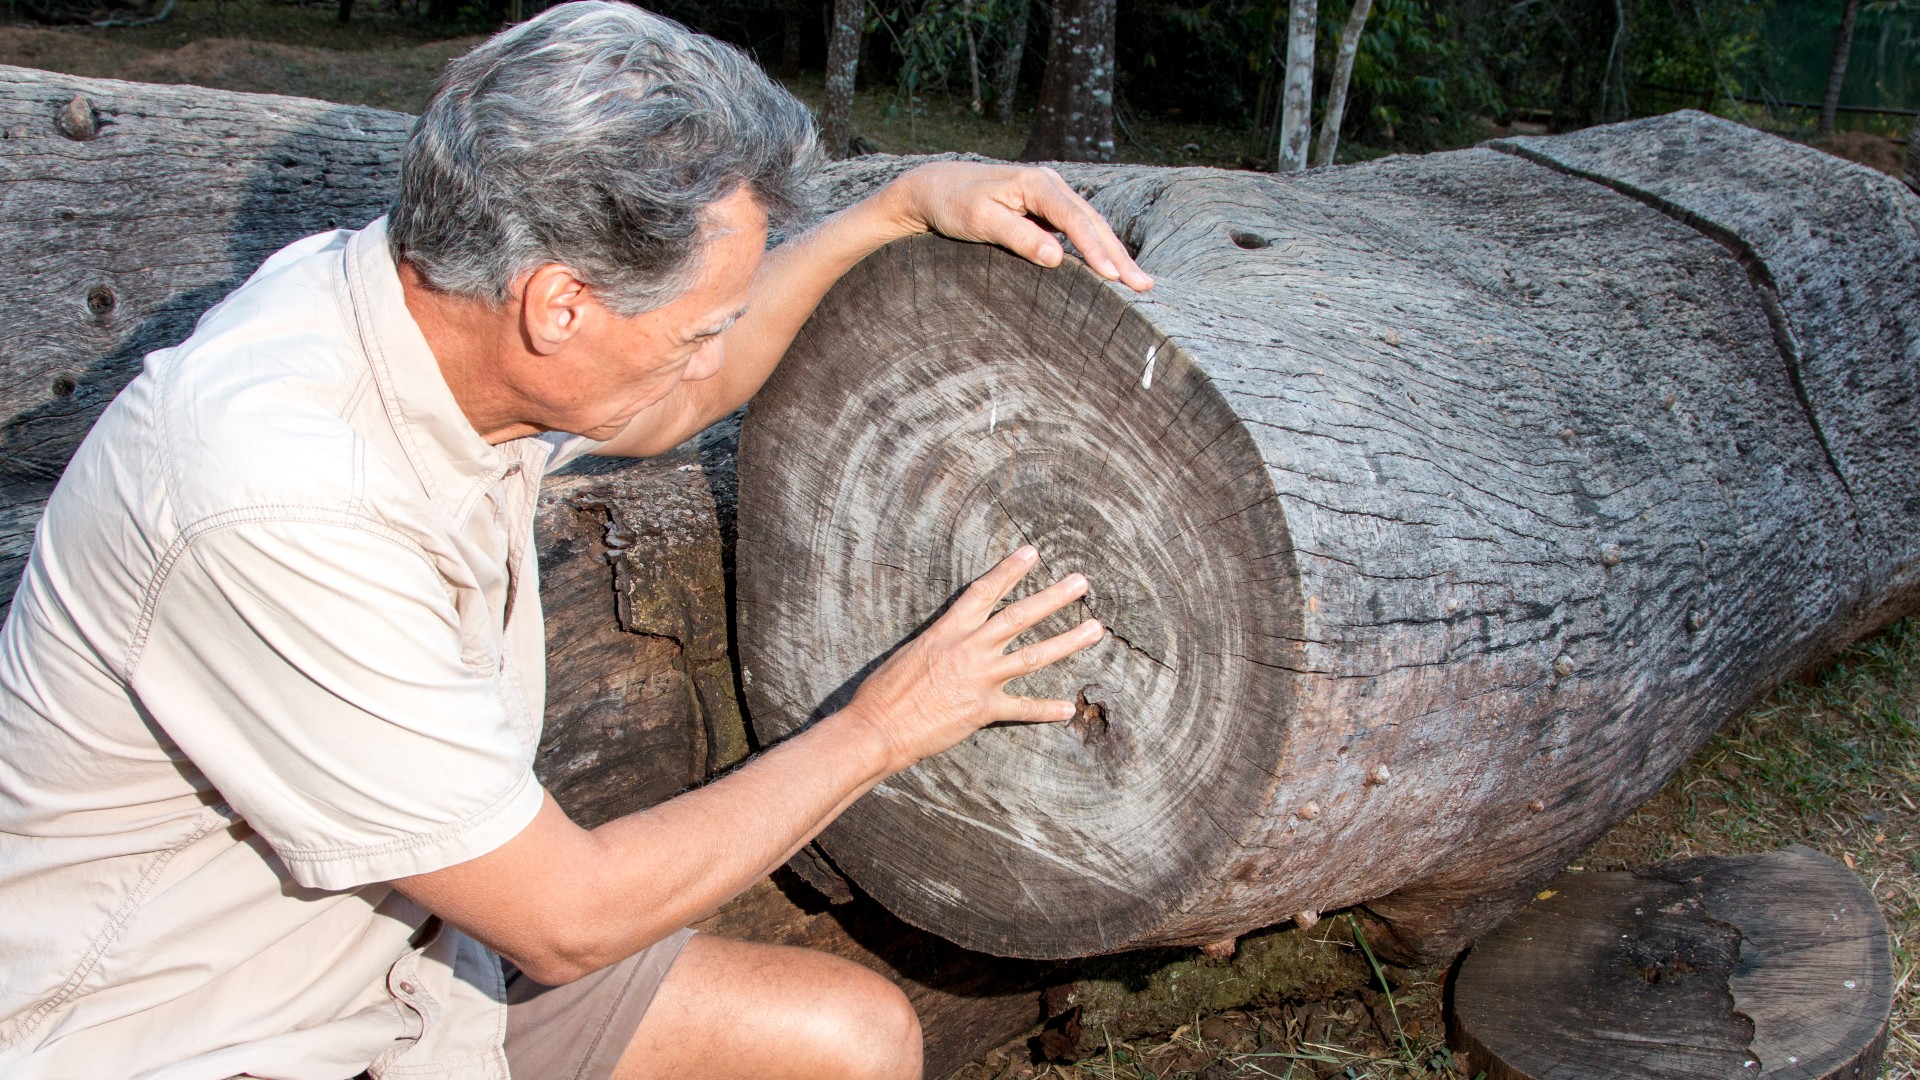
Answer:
[
  {"left": 1020, "top": 0, "right": 1117, "bottom": 160},
  {"left": 1312, "top": 0, "right": 1374, "bottom": 166},
  {"left": 1275, "top": 0, "right": 1316, "bottom": 170},
  {"left": 993, "top": 0, "right": 1031, "bottom": 124},
  {"left": 822, "top": 0, "right": 865, "bottom": 156},
  {"left": 1820, "top": 0, "right": 1864, "bottom": 135}
]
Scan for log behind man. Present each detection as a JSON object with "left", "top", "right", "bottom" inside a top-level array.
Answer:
[{"left": 0, "top": 4, "right": 1150, "bottom": 1077}]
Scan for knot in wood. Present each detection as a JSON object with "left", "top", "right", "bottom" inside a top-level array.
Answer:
[
  {"left": 56, "top": 94, "right": 97, "bottom": 141},
  {"left": 86, "top": 285, "right": 116, "bottom": 318},
  {"left": 1685, "top": 610, "right": 1708, "bottom": 633}
]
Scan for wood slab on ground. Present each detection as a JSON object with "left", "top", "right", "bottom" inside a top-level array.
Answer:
[{"left": 1451, "top": 846, "right": 1892, "bottom": 1079}]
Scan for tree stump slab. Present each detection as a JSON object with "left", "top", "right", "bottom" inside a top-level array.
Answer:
[{"left": 1450, "top": 846, "right": 1893, "bottom": 1080}]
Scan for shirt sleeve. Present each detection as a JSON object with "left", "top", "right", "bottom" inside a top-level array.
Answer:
[{"left": 131, "top": 518, "right": 544, "bottom": 891}]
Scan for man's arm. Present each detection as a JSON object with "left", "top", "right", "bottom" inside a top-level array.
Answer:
[
  {"left": 393, "top": 546, "right": 1102, "bottom": 985},
  {"left": 592, "top": 162, "right": 1153, "bottom": 459}
]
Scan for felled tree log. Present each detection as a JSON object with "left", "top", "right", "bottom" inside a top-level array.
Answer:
[
  {"left": 735, "top": 111, "right": 1920, "bottom": 963},
  {"left": 0, "top": 65, "right": 1384, "bottom": 1075},
  {"left": 1451, "top": 846, "right": 1893, "bottom": 1079}
]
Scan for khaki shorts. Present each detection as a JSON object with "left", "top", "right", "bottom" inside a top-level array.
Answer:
[{"left": 502, "top": 929, "right": 696, "bottom": 1080}]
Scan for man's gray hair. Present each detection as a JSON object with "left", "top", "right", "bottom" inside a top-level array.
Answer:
[{"left": 389, "top": 1, "right": 819, "bottom": 316}]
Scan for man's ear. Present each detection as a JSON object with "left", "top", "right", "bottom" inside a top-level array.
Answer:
[{"left": 520, "top": 264, "right": 593, "bottom": 356}]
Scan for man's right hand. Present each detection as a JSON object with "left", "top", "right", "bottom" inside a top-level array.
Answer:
[
  {"left": 839, "top": 545, "right": 1104, "bottom": 774},
  {"left": 394, "top": 545, "right": 1102, "bottom": 986}
]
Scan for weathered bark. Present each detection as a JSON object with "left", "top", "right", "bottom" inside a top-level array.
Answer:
[
  {"left": 1452, "top": 847, "right": 1892, "bottom": 1079},
  {"left": 734, "top": 111, "right": 1920, "bottom": 963},
  {"left": 821, "top": 0, "right": 863, "bottom": 157},
  {"left": 992, "top": 0, "right": 1030, "bottom": 126},
  {"left": 0, "top": 66, "right": 1380, "bottom": 1074},
  {"left": 1018, "top": 0, "right": 1115, "bottom": 162},
  {"left": 1312, "top": 0, "right": 1371, "bottom": 168},
  {"left": 1275, "top": 0, "right": 1316, "bottom": 171},
  {"left": 1818, "top": 0, "right": 1862, "bottom": 137}
]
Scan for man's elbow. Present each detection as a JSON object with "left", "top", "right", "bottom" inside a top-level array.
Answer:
[{"left": 502, "top": 933, "right": 610, "bottom": 987}]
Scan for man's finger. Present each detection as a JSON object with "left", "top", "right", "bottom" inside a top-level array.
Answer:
[
  {"left": 1025, "top": 170, "right": 1154, "bottom": 292},
  {"left": 982, "top": 572, "right": 1089, "bottom": 644},
  {"left": 996, "top": 694, "right": 1078, "bottom": 724},
  {"left": 996, "top": 617, "right": 1105, "bottom": 679},
  {"left": 954, "top": 545, "right": 1041, "bottom": 622}
]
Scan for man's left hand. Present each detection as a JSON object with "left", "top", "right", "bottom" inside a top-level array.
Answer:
[{"left": 879, "top": 162, "right": 1155, "bottom": 292}]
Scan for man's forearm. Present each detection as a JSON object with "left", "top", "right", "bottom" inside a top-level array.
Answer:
[{"left": 396, "top": 705, "right": 897, "bottom": 984}]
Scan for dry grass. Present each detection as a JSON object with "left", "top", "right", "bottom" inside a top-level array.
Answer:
[{"left": 0, "top": 16, "right": 479, "bottom": 113}]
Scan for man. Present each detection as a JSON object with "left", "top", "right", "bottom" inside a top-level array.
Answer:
[{"left": 0, "top": 3, "right": 1151, "bottom": 1078}]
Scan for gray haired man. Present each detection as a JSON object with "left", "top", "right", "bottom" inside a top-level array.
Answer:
[{"left": 0, "top": 2, "right": 1151, "bottom": 1078}]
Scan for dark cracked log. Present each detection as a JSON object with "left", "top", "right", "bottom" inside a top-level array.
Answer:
[{"left": 735, "top": 111, "right": 1920, "bottom": 963}]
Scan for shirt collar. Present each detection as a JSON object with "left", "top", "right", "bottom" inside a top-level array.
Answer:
[{"left": 343, "top": 217, "right": 520, "bottom": 520}]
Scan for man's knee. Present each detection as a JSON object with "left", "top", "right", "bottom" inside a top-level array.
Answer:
[{"left": 803, "top": 961, "right": 922, "bottom": 1080}]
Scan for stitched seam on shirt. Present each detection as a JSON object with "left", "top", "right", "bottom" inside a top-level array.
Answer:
[
  {"left": 0, "top": 808, "right": 228, "bottom": 1051},
  {"left": 123, "top": 506, "right": 437, "bottom": 683},
  {"left": 272, "top": 768, "right": 532, "bottom": 864},
  {"left": 345, "top": 228, "right": 447, "bottom": 511}
]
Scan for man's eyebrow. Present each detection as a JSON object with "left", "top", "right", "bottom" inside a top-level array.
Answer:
[{"left": 694, "top": 307, "right": 749, "bottom": 338}]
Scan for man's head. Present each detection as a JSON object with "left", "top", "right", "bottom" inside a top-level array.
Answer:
[
  {"left": 388, "top": 1, "right": 819, "bottom": 441},
  {"left": 390, "top": 0, "right": 817, "bottom": 318}
]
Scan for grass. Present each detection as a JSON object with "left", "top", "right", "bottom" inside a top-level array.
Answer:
[{"left": 1, "top": 12, "right": 1914, "bottom": 1074}]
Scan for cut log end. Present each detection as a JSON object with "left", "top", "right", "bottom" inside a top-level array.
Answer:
[
  {"left": 738, "top": 236, "right": 1304, "bottom": 958},
  {"left": 1450, "top": 846, "right": 1893, "bottom": 1080}
]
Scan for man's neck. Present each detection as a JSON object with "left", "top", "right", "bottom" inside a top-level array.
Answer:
[{"left": 397, "top": 262, "right": 542, "bottom": 446}]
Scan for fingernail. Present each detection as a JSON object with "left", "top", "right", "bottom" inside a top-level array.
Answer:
[
  {"left": 1017, "top": 545, "right": 1037, "bottom": 560},
  {"left": 1068, "top": 573, "right": 1087, "bottom": 589}
]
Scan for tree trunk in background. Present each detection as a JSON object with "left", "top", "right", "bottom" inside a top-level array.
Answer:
[
  {"left": 781, "top": 6, "right": 803, "bottom": 80},
  {"left": 1311, "top": 0, "right": 1371, "bottom": 168},
  {"left": 1018, "top": 0, "right": 1116, "bottom": 161},
  {"left": 821, "top": 0, "right": 863, "bottom": 157},
  {"left": 337, "top": 0, "right": 352, "bottom": 25},
  {"left": 992, "top": 0, "right": 1030, "bottom": 125},
  {"left": 735, "top": 112, "right": 1920, "bottom": 963},
  {"left": 1275, "top": 0, "right": 1316, "bottom": 171},
  {"left": 1818, "top": 0, "right": 1861, "bottom": 137}
]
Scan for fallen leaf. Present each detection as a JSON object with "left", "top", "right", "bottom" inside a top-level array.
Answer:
[
  {"left": 1843, "top": 852, "right": 1856, "bottom": 869},
  {"left": 1536, "top": 889, "right": 1558, "bottom": 900}
]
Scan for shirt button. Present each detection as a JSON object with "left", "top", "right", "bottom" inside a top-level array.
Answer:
[{"left": 398, "top": 980, "right": 417, "bottom": 995}]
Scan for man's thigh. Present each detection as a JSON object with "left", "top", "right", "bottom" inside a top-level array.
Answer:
[{"left": 610, "top": 934, "right": 923, "bottom": 1080}]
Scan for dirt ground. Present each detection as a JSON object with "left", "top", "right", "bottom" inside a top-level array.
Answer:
[{"left": 2, "top": 14, "right": 1914, "bottom": 1077}]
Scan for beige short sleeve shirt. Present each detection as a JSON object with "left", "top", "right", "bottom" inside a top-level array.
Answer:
[{"left": 0, "top": 218, "right": 598, "bottom": 1079}]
